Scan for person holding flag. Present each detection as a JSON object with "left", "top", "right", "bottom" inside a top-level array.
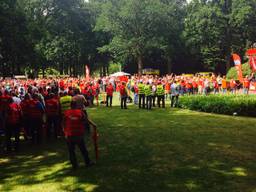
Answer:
[
  {"left": 232, "top": 54, "right": 244, "bottom": 83},
  {"left": 63, "top": 101, "right": 96, "bottom": 169}
]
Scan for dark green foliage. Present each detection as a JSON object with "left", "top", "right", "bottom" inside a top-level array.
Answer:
[
  {"left": 179, "top": 95, "right": 256, "bottom": 117},
  {"left": 1, "top": 0, "right": 256, "bottom": 76}
]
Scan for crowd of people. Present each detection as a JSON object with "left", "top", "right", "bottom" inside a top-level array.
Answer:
[{"left": 0, "top": 73, "right": 255, "bottom": 166}]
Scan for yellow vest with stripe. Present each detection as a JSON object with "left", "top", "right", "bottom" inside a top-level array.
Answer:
[
  {"left": 60, "top": 95, "right": 72, "bottom": 113},
  {"left": 144, "top": 85, "right": 152, "bottom": 96},
  {"left": 138, "top": 83, "right": 145, "bottom": 94},
  {"left": 156, "top": 85, "right": 164, "bottom": 96}
]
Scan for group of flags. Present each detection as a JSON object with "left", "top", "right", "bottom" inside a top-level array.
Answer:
[{"left": 232, "top": 48, "right": 256, "bottom": 82}]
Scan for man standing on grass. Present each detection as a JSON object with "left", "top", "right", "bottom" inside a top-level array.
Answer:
[
  {"left": 170, "top": 81, "right": 180, "bottom": 108},
  {"left": 138, "top": 80, "right": 145, "bottom": 109},
  {"left": 5, "top": 97, "right": 22, "bottom": 152},
  {"left": 243, "top": 76, "right": 250, "bottom": 95},
  {"left": 156, "top": 81, "right": 165, "bottom": 108},
  {"left": 144, "top": 82, "right": 152, "bottom": 110},
  {"left": 63, "top": 101, "right": 96, "bottom": 169},
  {"left": 120, "top": 82, "right": 128, "bottom": 109},
  {"left": 106, "top": 83, "right": 114, "bottom": 107}
]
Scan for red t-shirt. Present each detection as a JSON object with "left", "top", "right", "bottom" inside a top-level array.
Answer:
[{"left": 106, "top": 85, "right": 114, "bottom": 96}]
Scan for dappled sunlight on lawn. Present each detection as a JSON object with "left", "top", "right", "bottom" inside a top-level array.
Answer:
[{"left": 1, "top": 107, "right": 256, "bottom": 192}]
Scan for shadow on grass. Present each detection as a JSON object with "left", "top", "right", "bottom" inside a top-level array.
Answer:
[{"left": 0, "top": 106, "right": 256, "bottom": 192}]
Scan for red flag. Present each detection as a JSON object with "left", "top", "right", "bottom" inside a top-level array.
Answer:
[
  {"left": 92, "top": 126, "right": 99, "bottom": 161},
  {"left": 232, "top": 54, "right": 243, "bottom": 82},
  {"left": 249, "top": 56, "right": 256, "bottom": 72},
  {"left": 246, "top": 49, "right": 256, "bottom": 72},
  {"left": 85, "top": 65, "right": 90, "bottom": 82},
  {"left": 246, "top": 48, "right": 256, "bottom": 56}
]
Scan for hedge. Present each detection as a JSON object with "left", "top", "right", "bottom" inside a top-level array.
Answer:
[{"left": 179, "top": 95, "right": 256, "bottom": 117}]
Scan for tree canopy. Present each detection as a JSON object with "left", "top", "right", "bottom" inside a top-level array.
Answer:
[{"left": 0, "top": 0, "right": 255, "bottom": 77}]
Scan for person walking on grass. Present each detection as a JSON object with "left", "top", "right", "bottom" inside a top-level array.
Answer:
[{"left": 63, "top": 101, "right": 96, "bottom": 170}]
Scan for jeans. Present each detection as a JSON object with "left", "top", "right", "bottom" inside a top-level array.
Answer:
[
  {"left": 146, "top": 96, "right": 152, "bottom": 110},
  {"left": 47, "top": 115, "right": 59, "bottom": 139},
  {"left": 243, "top": 88, "right": 249, "bottom": 95},
  {"left": 139, "top": 94, "right": 145, "bottom": 108},
  {"left": 157, "top": 95, "right": 165, "bottom": 108},
  {"left": 152, "top": 95, "right": 156, "bottom": 107},
  {"left": 66, "top": 136, "right": 91, "bottom": 168},
  {"left": 5, "top": 123, "right": 20, "bottom": 151},
  {"left": 29, "top": 118, "right": 43, "bottom": 144},
  {"left": 171, "top": 95, "right": 179, "bottom": 108},
  {"left": 106, "top": 95, "right": 113, "bottom": 107},
  {"left": 222, "top": 88, "right": 227, "bottom": 94},
  {"left": 121, "top": 96, "right": 127, "bottom": 109},
  {"left": 134, "top": 93, "right": 138, "bottom": 105}
]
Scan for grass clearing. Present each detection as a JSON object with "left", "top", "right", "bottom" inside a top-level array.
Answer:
[{"left": 0, "top": 102, "right": 256, "bottom": 192}]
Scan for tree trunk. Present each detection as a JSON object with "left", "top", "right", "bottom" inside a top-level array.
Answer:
[
  {"left": 106, "top": 65, "right": 109, "bottom": 76},
  {"left": 224, "top": 0, "right": 232, "bottom": 73},
  {"left": 103, "top": 63, "right": 106, "bottom": 76},
  {"left": 167, "top": 56, "right": 172, "bottom": 74},
  {"left": 42, "top": 67, "right": 45, "bottom": 78},
  {"left": 225, "top": 51, "right": 231, "bottom": 73},
  {"left": 137, "top": 55, "right": 143, "bottom": 75},
  {"left": 100, "top": 66, "right": 103, "bottom": 77}
]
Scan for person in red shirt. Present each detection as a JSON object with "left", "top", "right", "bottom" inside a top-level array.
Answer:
[
  {"left": 192, "top": 80, "right": 198, "bottom": 94},
  {"left": 0, "top": 90, "right": 12, "bottom": 133},
  {"left": 20, "top": 93, "right": 32, "bottom": 139},
  {"left": 5, "top": 98, "right": 22, "bottom": 152},
  {"left": 119, "top": 82, "right": 128, "bottom": 109},
  {"left": 63, "top": 101, "right": 96, "bottom": 169},
  {"left": 164, "top": 82, "right": 170, "bottom": 99},
  {"left": 243, "top": 76, "right": 250, "bottom": 94},
  {"left": 27, "top": 94, "right": 45, "bottom": 144},
  {"left": 212, "top": 79, "right": 219, "bottom": 94},
  {"left": 229, "top": 79, "right": 237, "bottom": 94},
  {"left": 133, "top": 82, "right": 139, "bottom": 105},
  {"left": 185, "top": 81, "right": 193, "bottom": 95},
  {"left": 106, "top": 83, "right": 114, "bottom": 107},
  {"left": 45, "top": 93, "right": 60, "bottom": 139},
  {"left": 93, "top": 83, "right": 100, "bottom": 106}
]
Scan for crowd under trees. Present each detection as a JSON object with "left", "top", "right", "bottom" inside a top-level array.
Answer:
[{"left": 0, "top": 0, "right": 256, "bottom": 77}]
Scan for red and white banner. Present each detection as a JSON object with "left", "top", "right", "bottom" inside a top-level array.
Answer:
[
  {"left": 249, "top": 56, "right": 256, "bottom": 72},
  {"left": 232, "top": 54, "right": 243, "bottom": 82},
  {"left": 246, "top": 48, "right": 256, "bottom": 72},
  {"left": 85, "top": 65, "right": 90, "bottom": 82}
]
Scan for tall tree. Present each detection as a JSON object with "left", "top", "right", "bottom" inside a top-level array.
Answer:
[{"left": 95, "top": 0, "right": 176, "bottom": 75}]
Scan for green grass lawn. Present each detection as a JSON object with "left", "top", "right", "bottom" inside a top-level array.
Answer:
[{"left": 1, "top": 101, "right": 256, "bottom": 192}]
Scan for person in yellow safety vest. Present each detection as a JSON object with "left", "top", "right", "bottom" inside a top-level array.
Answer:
[
  {"left": 156, "top": 82, "right": 165, "bottom": 108},
  {"left": 144, "top": 82, "right": 152, "bottom": 110},
  {"left": 138, "top": 81, "right": 145, "bottom": 109},
  {"left": 60, "top": 91, "right": 72, "bottom": 114}
]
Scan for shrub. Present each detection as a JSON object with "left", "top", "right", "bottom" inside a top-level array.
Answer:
[
  {"left": 39, "top": 67, "right": 60, "bottom": 77},
  {"left": 109, "top": 62, "right": 121, "bottom": 74},
  {"left": 179, "top": 95, "right": 256, "bottom": 117}
]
